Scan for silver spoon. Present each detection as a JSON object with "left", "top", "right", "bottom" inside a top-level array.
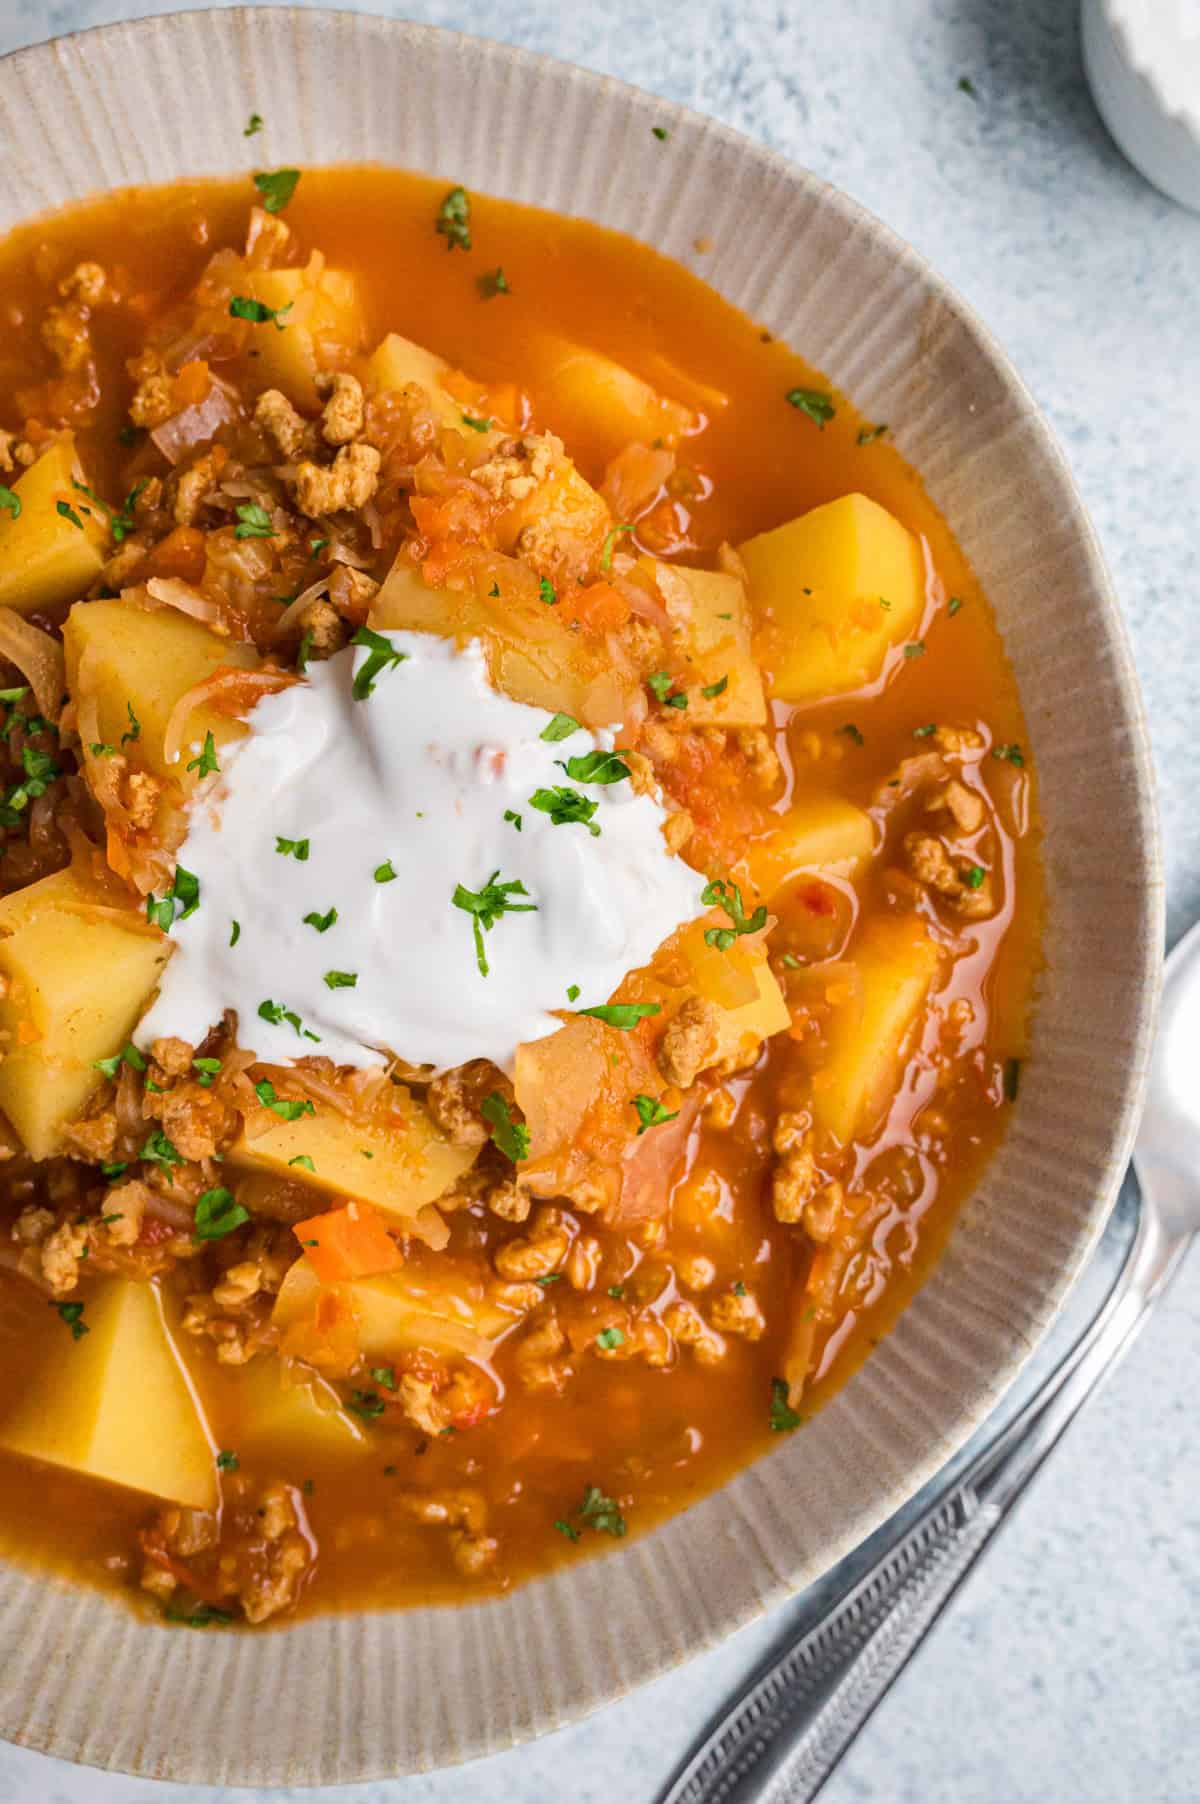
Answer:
[{"left": 660, "top": 918, "right": 1198, "bottom": 1804}]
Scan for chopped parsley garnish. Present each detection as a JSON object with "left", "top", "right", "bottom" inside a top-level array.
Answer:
[
  {"left": 555, "top": 1518, "right": 582, "bottom": 1543},
  {"left": 165, "top": 1602, "right": 233, "bottom": 1628},
  {"left": 903, "top": 641, "right": 926, "bottom": 659},
  {"left": 529, "top": 785, "right": 600, "bottom": 836},
  {"left": 348, "top": 1389, "right": 386, "bottom": 1422},
  {"left": 275, "top": 836, "right": 310, "bottom": 861},
  {"left": 701, "top": 675, "right": 729, "bottom": 700},
  {"left": 1003, "top": 1057, "right": 1022, "bottom": 1102},
  {"left": 350, "top": 625, "right": 408, "bottom": 700},
  {"left": 296, "top": 629, "right": 314, "bottom": 672},
  {"left": 288, "top": 1154, "right": 316, "bottom": 1172},
  {"left": 122, "top": 701, "right": 141, "bottom": 744},
  {"left": 965, "top": 865, "right": 987, "bottom": 890},
  {"left": 323, "top": 969, "right": 357, "bottom": 990},
  {"left": 879, "top": 596, "right": 892, "bottom": 612},
  {"left": 538, "top": 576, "right": 557, "bottom": 606},
  {"left": 478, "top": 267, "right": 510, "bottom": 299},
  {"left": 769, "top": 1376, "right": 803, "bottom": 1432},
  {"left": 303, "top": 907, "right": 337, "bottom": 933},
  {"left": 55, "top": 500, "right": 84, "bottom": 529},
  {"left": 0, "top": 487, "right": 20, "bottom": 520},
  {"left": 186, "top": 730, "right": 220, "bottom": 778},
  {"left": 117, "top": 423, "right": 141, "bottom": 447},
  {"left": 374, "top": 860, "right": 397, "bottom": 883},
  {"left": 566, "top": 983, "right": 580, "bottom": 1002},
  {"left": 600, "top": 522, "right": 634, "bottom": 571},
  {"left": 503, "top": 810, "right": 522, "bottom": 831},
  {"left": 229, "top": 919, "right": 241, "bottom": 946},
  {"left": 244, "top": 111, "right": 264, "bottom": 136},
  {"left": 913, "top": 723, "right": 937, "bottom": 738},
  {"left": 51, "top": 1300, "right": 89, "bottom": 1341},
  {"left": 100, "top": 1162, "right": 128, "bottom": 1181},
  {"left": 308, "top": 537, "right": 329, "bottom": 559},
  {"left": 105, "top": 476, "right": 148, "bottom": 545},
  {"left": 481, "top": 1091, "right": 530, "bottom": 1163},
  {"left": 785, "top": 387, "right": 835, "bottom": 428},
  {"left": 647, "top": 671, "right": 687, "bottom": 709},
  {"left": 596, "top": 1326, "right": 625, "bottom": 1351},
  {"left": 461, "top": 412, "right": 491, "bottom": 433},
  {"left": 857, "top": 423, "right": 889, "bottom": 445},
  {"left": 957, "top": 74, "right": 978, "bottom": 98},
  {"left": 141, "top": 1129, "right": 184, "bottom": 1182},
  {"left": 993, "top": 742, "right": 1026, "bottom": 767},
  {"left": 193, "top": 1183, "right": 250, "bottom": 1241},
  {"left": 632, "top": 1094, "right": 679, "bottom": 1134},
  {"left": 216, "top": 1449, "right": 239, "bottom": 1471},
  {"left": 560, "top": 749, "right": 629, "bottom": 785},
  {"left": 577, "top": 1002, "right": 661, "bottom": 1030},
  {"left": 92, "top": 1042, "right": 146, "bottom": 1080},
  {"left": 837, "top": 723, "right": 865, "bottom": 746},
  {"left": 435, "top": 185, "right": 472, "bottom": 251},
  {"left": 607, "top": 1284, "right": 625, "bottom": 1300},
  {"left": 577, "top": 1484, "right": 626, "bottom": 1538},
  {"left": 370, "top": 1364, "right": 397, "bottom": 1391},
  {"left": 146, "top": 864, "right": 200, "bottom": 931},
  {"left": 535, "top": 1274, "right": 562, "bottom": 1287},
  {"left": 540, "top": 713, "right": 579, "bottom": 743},
  {"left": 192, "top": 1057, "right": 222, "bottom": 1087},
  {"left": 701, "top": 877, "right": 768, "bottom": 951},
  {"left": 948, "top": 595, "right": 965, "bottom": 616},
  {"left": 257, "top": 1000, "right": 319, "bottom": 1042},
  {"left": 253, "top": 167, "right": 300, "bottom": 213},
  {"left": 452, "top": 871, "right": 537, "bottom": 978},
  {"left": 234, "top": 501, "right": 275, "bottom": 540},
  {"left": 254, "top": 1079, "right": 315, "bottom": 1121},
  {"left": 733, "top": 1281, "right": 747, "bottom": 1297},
  {"left": 652, "top": 124, "right": 670, "bottom": 141},
  {"left": 229, "top": 294, "right": 292, "bottom": 331}
]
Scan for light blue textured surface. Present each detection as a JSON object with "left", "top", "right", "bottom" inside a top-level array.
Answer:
[{"left": 0, "top": 2, "right": 1197, "bottom": 1800}]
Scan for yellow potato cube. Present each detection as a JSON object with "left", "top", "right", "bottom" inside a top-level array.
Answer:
[
  {"left": 0, "top": 437, "right": 108, "bottom": 615},
  {"left": 217, "top": 1357, "right": 367, "bottom": 1458},
  {"left": 811, "top": 914, "right": 940, "bottom": 1145},
  {"left": 737, "top": 796, "right": 875, "bottom": 901},
  {"left": 531, "top": 335, "right": 696, "bottom": 461},
  {"left": 241, "top": 267, "right": 365, "bottom": 408},
  {"left": 710, "top": 957, "right": 790, "bottom": 1066},
  {"left": 0, "top": 866, "right": 169, "bottom": 1157},
  {"left": 230, "top": 1084, "right": 474, "bottom": 1246},
  {"left": 64, "top": 598, "right": 258, "bottom": 787},
  {"left": 0, "top": 1279, "right": 216, "bottom": 1508},
  {"left": 739, "top": 493, "right": 925, "bottom": 702},
  {"left": 651, "top": 562, "right": 766, "bottom": 726},
  {"left": 366, "top": 331, "right": 466, "bottom": 429},
  {"left": 273, "top": 1256, "right": 514, "bottom": 1366},
  {"left": 494, "top": 456, "right": 612, "bottom": 573}
]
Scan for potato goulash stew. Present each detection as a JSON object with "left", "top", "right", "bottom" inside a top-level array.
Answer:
[{"left": 0, "top": 163, "right": 1038, "bottom": 1627}]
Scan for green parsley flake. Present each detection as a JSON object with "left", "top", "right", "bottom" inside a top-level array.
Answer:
[
  {"left": 55, "top": 500, "right": 84, "bottom": 529},
  {"left": 857, "top": 423, "right": 889, "bottom": 445},
  {"left": 257, "top": 1000, "right": 320, "bottom": 1042},
  {"left": 146, "top": 865, "right": 201, "bottom": 932},
  {"left": 122, "top": 702, "right": 141, "bottom": 745},
  {"left": 965, "top": 865, "right": 987, "bottom": 890},
  {"left": 244, "top": 112, "right": 264, "bottom": 137},
  {"left": 577, "top": 1002, "right": 661, "bottom": 1031},
  {"left": 323, "top": 969, "right": 357, "bottom": 990},
  {"left": 540, "top": 713, "right": 579, "bottom": 743},
  {"left": 786, "top": 387, "right": 835, "bottom": 428},
  {"left": 234, "top": 502, "right": 275, "bottom": 540},
  {"left": 374, "top": 860, "right": 398, "bottom": 883},
  {"left": 436, "top": 185, "right": 471, "bottom": 251},
  {"left": 701, "top": 675, "right": 729, "bottom": 700},
  {"left": 370, "top": 1364, "right": 398, "bottom": 1391},
  {"left": 478, "top": 267, "right": 510, "bottom": 299},
  {"left": 652, "top": 124, "right": 670, "bottom": 141},
  {"left": 529, "top": 785, "right": 600, "bottom": 837},
  {"left": 538, "top": 576, "right": 557, "bottom": 606},
  {"left": 186, "top": 731, "right": 220, "bottom": 778},
  {"left": 351, "top": 625, "right": 408, "bottom": 701},
  {"left": 229, "top": 294, "right": 292, "bottom": 331},
  {"left": 948, "top": 596, "right": 965, "bottom": 616},
  {"left": 913, "top": 723, "right": 937, "bottom": 739},
  {"left": 600, "top": 522, "right": 634, "bottom": 571},
  {"left": 303, "top": 907, "right": 337, "bottom": 933},
  {"left": 647, "top": 671, "right": 687, "bottom": 709},
  {"left": 255, "top": 1079, "right": 315, "bottom": 1121},
  {"left": 192, "top": 1057, "right": 222, "bottom": 1088},
  {"left": 560, "top": 749, "right": 629, "bottom": 785},
  {"left": 769, "top": 1376, "right": 803, "bottom": 1432},
  {"left": 577, "top": 1484, "right": 626, "bottom": 1538},
  {"left": 566, "top": 984, "right": 580, "bottom": 1003},
  {"left": 253, "top": 168, "right": 300, "bottom": 214},
  {"left": 701, "top": 877, "right": 768, "bottom": 951},
  {"left": 229, "top": 919, "right": 241, "bottom": 946},
  {"left": 958, "top": 74, "right": 978, "bottom": 98},
  {"left": 0, "top": 487, "right": 20, "bottom": 520},
  {"left": 216, "top": 1449, "right": 239, "bottom": 1471},
  {"left": 452, "top": 871, "right": 537, "bottom": 977},
  {"left": 632, "top": 1094, "right": 679, "bottom": 1134},
  {"left": 481, "top": 1091, "right": 530, "bottom": 1163},
  {"left": 51, "top": 1300, "right": 89, "bottom": 1341},
  {"left": 903, "top": 641, "right": 926, "bottom": 659},
  {"left": 503, "top": 810, "right": 522, "bottom": 832},
  {"left": 275, "top": 836, "right": 310, "bottom": 861},
  {"left": 837, "top": 723, "right": 865, "bottom": 746},
  {"left": 555, "top": 1518, "right": 582, "bottom": 1543},
  {"left": 607, "top": 1284, "right": 625, "bottom": 1300},
  {"left": 141, "top": 1129, "right": 184, "bottom": 1183},
  {"left": 993, "top": 742, "right": 1026, "bottom": 767},
  {"left": 596, "top": 1326, "right": 625, "bottom": 1351},
  {"left": 460, "top": 413, "right": 491, "bottom": 435},
  {"left": 288, "top": 1154, "right": 316, "bottom": 1172}
]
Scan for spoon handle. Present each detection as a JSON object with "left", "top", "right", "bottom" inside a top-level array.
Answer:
[{"left": 658, "top": 1199, "right": 1189, "bottom": 1804}]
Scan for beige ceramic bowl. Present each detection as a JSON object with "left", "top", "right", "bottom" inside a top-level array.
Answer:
[{"left": 0, "top": 7, "right": 1161, "bottom": 1786}]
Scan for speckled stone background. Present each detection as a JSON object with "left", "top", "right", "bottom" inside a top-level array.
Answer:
[{"left": 0, "top": 1, "right": 1196, "bottom": 1799}]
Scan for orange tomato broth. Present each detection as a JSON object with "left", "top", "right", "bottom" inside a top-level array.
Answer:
[{"left": 0, "top": 166, "right": 1039, "bottom": 1614}]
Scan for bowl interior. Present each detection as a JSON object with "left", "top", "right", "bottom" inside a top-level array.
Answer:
[{"left": 0, "top": 7, "right": 1161, "bottom": 1786}]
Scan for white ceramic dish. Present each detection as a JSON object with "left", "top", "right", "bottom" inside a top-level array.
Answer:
[
  {"left": 0, "top": 8, "right": 1161, "bottom": 1785},
  {"left": 1082, "top": 0, "right": 1200, "bottom": 212}
]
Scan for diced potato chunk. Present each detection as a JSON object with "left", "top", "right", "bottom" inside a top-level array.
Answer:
[
  {"left": 371, "top": 559, "right": 640, "bottom": 729},
  {"left": 366, "top": 331, "right": 465, "bottom": 429},
  {"left": 708, "top": 956, "right": 790, "bottom": 1066},
  {"left": 0, "top": 865, "right": 169, "bottom": 1157},
  {"left": 230, "top": 1084, "right": 473, "bottom": 1248},
  {"left": 494, "top": 456, "right": 612, "bottom": 574},
  {"left": 218, "top": 1357, "right": 366, "bottom": 1456},
  {"left": 64, "top": 598, "right": 258, "bottom": 787},
  {"left": 273, "top": 1256, "right": 514, "bottom": 1368},
  {"left": 740, "top": 494, "right": 925, "bottom": 702},
  {"left": 530, "top": 335, "right": 696, "bottom": 462},
  {"left": 651, "top": 562, "right": 766, "bottom": 726},
  {"left": 737, "top": 795, "right": 875, "bottom": 900},
  {"left": 0, "top": 437, "right": 108, "bottom": 615},
  {"left": 811, "top": 914, "right": 940, "bottom": 1145},
  {"left": 0, "top": 1279, "right": 215, "bottom": 1508},
  {"left": 241, "top": 268, "right": 365, "bottom": 408}
]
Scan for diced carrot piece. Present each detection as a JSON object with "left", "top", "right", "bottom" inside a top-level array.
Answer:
[
  {"left": 292, "top": 1201, "right": 404, "bottom": 1284},
  {"left": 556, "top": 580, "right": 631, "bottom": 633},
  {"left": 172, "top": 359, "right": 211, "bottom": 409}
]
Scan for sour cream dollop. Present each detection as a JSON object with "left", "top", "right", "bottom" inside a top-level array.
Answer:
[{"left": 137, "top": 631, "right": 704, "bottom": 1073}]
